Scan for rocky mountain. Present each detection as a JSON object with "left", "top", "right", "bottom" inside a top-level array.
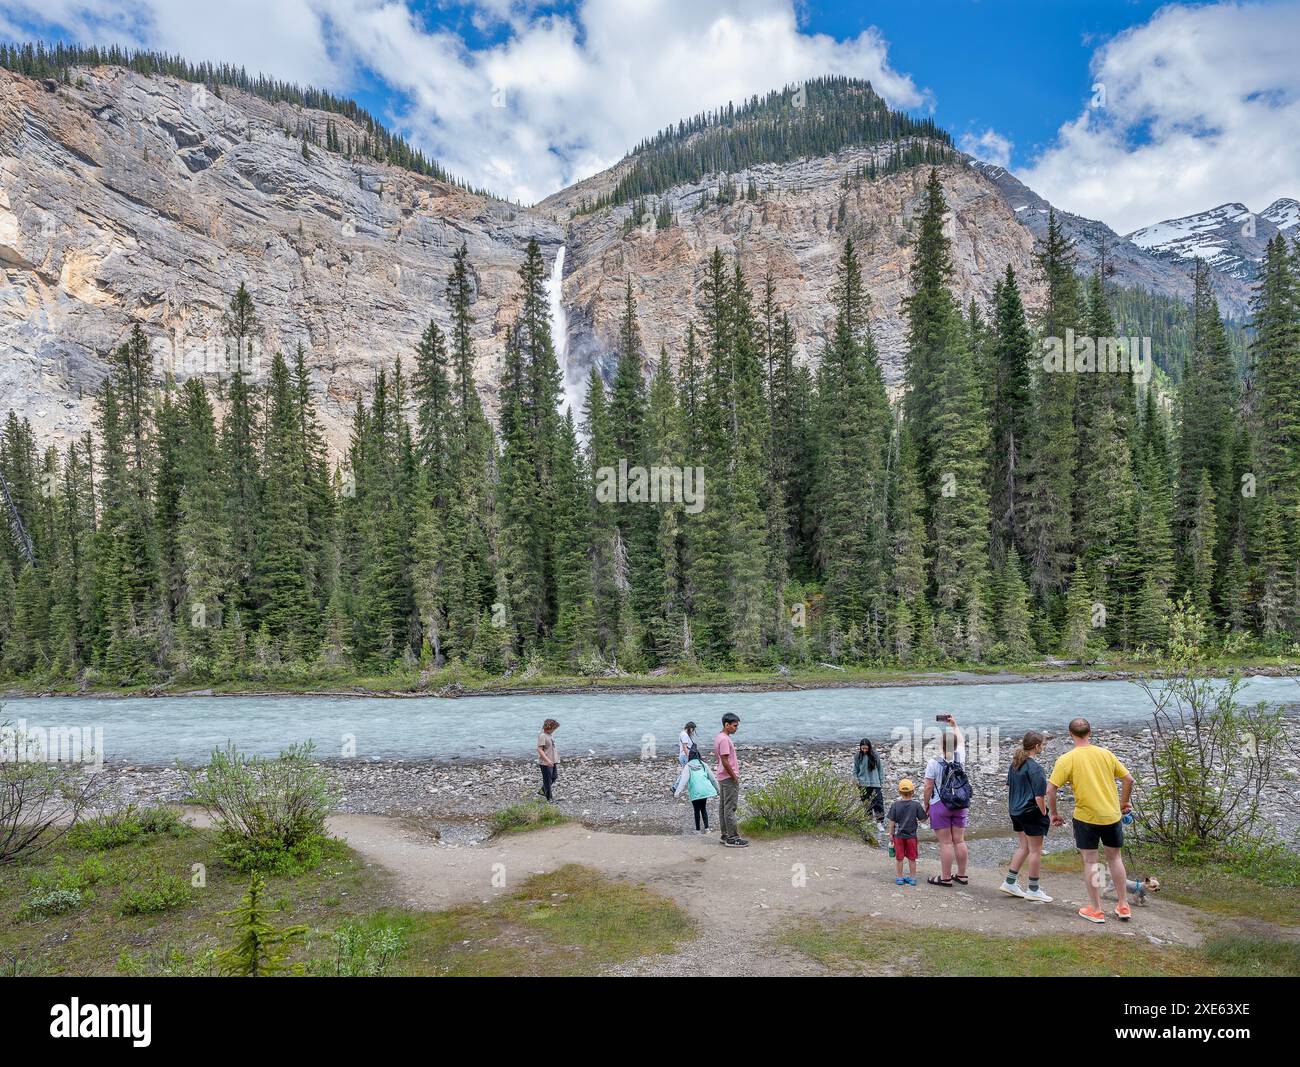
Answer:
[
  {"left": 966, "top": 161, "right": 1259, "bottom": 321},
  {"left": 0, "top": 63, "right": 559, "bottom": 455},
  {"left": 552, "top": 150, "right": 1041, "bottom": 399},
  {"left": 1125, "top": 198, "right": 1300, "bottom": 282},
  {"left": 0, "top": 58, "right": 1275, "bottom": 457}
]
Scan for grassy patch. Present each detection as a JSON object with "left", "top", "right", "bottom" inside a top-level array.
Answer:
[
  {"left": 490, "top": 801, "right": 570, "bottom": 836},
  {"left": 777, "top": 918, "right": 1300, "bottom": 977},
  {"left": 390, "top": 864, "right": 694, "bottom": 976},
  {"left": 1041, "top": 842, "right": 1300, "bottom": 926},
  {"left": 2, "top": 820, "right": 689, "bottom": 977},
  {"left": 1, "top": 818, "right": 379, "bottom": 976}
]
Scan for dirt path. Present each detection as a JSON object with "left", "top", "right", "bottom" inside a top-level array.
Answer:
[{"left": 324, "top": 815, "right": 1207, "bottom": 976}]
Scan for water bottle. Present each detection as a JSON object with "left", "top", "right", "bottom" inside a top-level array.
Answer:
[{"left": 1121, "top": 810, "right": 1134, "bottom": 826}]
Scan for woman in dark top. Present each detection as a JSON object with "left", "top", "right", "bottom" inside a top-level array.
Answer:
[{"left": 999, "top": 730, "right": 1053, "bottom": 902}]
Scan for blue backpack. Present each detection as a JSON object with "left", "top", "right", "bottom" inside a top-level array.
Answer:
[{"left": 938, "top": 758, "right": 974, "bottom": 810}]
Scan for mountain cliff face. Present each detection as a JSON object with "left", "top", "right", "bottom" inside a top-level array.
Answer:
[
  {"left": 0, "top": 64, "right": 559, "bottom": 454},
  {"left": 553, "top": 150, "right": 1041, "bottom": 394},
  {"left": 0, "top": 61, "right": 1273, "bottom": 457}
]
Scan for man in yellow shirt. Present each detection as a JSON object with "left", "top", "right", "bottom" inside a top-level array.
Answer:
[{"left": 1047, "top": 717, "right": 1135, "bottom": 924}]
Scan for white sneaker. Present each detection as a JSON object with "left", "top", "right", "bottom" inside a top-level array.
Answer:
[
  {"left": 998, "top": 881, "right": 1026, "bottom": 898},
  {"left": 1023, "top": 887, "right": 1053, "bottom": 902}
]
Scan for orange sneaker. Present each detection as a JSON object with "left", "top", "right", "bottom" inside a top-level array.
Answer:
[
  {"left": 1078, "top": 906, "right": 1106, "bottom": 924},
  {"left": 1114, "top": 903, "right": 1132, "bottom": 921}
]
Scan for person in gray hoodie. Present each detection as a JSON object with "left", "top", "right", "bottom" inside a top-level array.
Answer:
[{"left": 853, "top": 738, "right": 887, "bottom": 829}]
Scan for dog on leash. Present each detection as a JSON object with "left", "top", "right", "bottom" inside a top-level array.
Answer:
[{"left": 1102, "top": 873, "right": 1160, "bottom": 905}]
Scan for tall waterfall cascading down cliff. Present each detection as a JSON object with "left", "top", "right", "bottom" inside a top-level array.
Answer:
[{"left": 546, "top": 244, "right": 585, "bottom": 421}]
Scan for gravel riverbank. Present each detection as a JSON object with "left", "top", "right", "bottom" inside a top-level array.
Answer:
[{"left": 96, "top": 720, "right": 1300, "bottom": 857}]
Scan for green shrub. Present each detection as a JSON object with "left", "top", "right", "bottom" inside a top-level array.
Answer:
[
  {"left": 741, "top": 761, "right": 870, "bottom": 839},
  {"left": 18, "top": 887, "right": 83, "bottom": 920},
  {"left": 29, "top": 854, "right": 107, "bottom": 895},
  {"left": 117, "top": 872, "right": 193, "bottom": 916},
  {"left": 490, "top": 801, "right": 569, "bottom": 835},
  {"left": 309, "top": 921, "right": 405, "bottom": 976},
  {"left": 66, "top": 804, "right": 187, "bottom": 851},
  {"left": 184, "top": 743, "right": 334, "bottom": 873}
]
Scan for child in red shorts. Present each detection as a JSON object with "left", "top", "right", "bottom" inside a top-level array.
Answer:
[{"left": 886, "top": 778, "right": 928, "bottom": 885}]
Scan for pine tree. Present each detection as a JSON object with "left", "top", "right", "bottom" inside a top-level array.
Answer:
[
  {"left": 813, "top": 238, "right": 890, "bottom": 643},
  {"left": 1062, "top": 560, "right": 1095, "bottom": 662},
  {"left": 253, "top": 352, "right": 314, "bottom": 653},
  {"left": 175, "top": 379, "right": 232, "bottom": 665},
  {"left": 903, "top": 176, "right": 991, "bottom": 660},
  {"left": 1177, "top": 260, "right": 1239, "bottom": 614},
  {"left": 1248, "top": 236, "right": 1300, "bottom": 636},
  {"left": 987, "top": 265, "right": 1034, "bottom": 565},
  {"left": 997, "top": 546, "right": 1033, "bottom": 661},
  {"left": 221, "top": 283, "right": 262, "bottom": 606},
  {"left": 1024, "top": 210, "right": 1082, "bottom": 606}
]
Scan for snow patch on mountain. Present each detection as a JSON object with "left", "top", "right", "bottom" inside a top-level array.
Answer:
[
  {"left": 1262, "top": 197, "right": 1300, "bottom": 233},
  {"left": 1125, "top": 198, "right": 1297, "bottom": 282}
]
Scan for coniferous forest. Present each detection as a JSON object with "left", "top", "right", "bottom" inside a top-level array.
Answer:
[{"left": 3, "top": 170, "right": 1300, "bottom": 688}]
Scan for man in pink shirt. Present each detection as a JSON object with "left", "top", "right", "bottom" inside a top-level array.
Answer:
[{"left": 714, "top": 713, "right": 748, "bottom": 847}]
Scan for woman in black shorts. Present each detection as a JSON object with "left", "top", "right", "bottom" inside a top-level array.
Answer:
[{"left": 999, "top": 730, "right": 1053, "bottom": 902}]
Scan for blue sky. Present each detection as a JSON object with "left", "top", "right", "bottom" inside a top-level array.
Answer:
[
  {"left": 809, "top": 1, "right": 1174, "bottom": 168},
  {"left": 1, "top": 0, "right": 1297, "bottom": 230}
]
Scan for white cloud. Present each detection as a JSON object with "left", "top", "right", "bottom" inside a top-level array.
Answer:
[
  {"left": 0, "top": 0, "right": 346, "bottom": 86},
  {"left": 959, "top": 127, "right": 1013, "bottom": 168},
  {"left": 1018, "top": 1, "right": 1300, "bottom": 234},
  {"left": 5, "top": 0, "right": 929, "bottom": 203}
]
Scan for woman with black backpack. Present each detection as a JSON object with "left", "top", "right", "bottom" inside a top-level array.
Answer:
[{"left": 923, "top": 714, "right": 972, "bottom": 888}]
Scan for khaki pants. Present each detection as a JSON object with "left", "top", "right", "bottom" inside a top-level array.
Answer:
[{"left": 719, "top": 778, "right": 739, "bottom": 840}]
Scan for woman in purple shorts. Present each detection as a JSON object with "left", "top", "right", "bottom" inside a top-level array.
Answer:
[{"left": 923, "top": 714, "right": 969, "bottom": 887}]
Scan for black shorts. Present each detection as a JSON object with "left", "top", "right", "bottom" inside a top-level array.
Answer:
[
  {"left": 1011, "top": 808, "right": 1050, "bottom": 837},
  {"left": 1072, "top": 817, "right": 1123, "bottom": 850}
]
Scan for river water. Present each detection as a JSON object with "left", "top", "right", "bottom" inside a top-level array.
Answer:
[{"left": 3, "top": 675, "right": 1296, "bottom": 766}]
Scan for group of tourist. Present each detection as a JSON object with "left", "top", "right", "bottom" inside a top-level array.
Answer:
[{"left": 533, "top": 709, "right": 1137, "bottom": 924}]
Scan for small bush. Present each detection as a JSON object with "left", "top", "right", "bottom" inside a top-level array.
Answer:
[
  {"left": 66, "top": 804, "right": 187, "bottom": 851},
  {"left": 118, "top": 872, "right": 193, "bottom": 916},
  {"left": 0, "top": 716, "right": 101, "bottom": 864},
  {"left": 1136, "top": 600, "right": 1287, "bottom": 852},
  {"left": 184, "top": 743, "right": 334, "bottom": 873},
  {"left": 310, "top": 921, "right": 405, "bottom": 977},
  {"left": 741, "top": 762, "right": 870, "bottom": 839},
  {"left": 490, "top": 801, "right": 569, "bottom": 835},
  {"left": 18, "top": 887, "right": 83, "bottom": 920},
  {"left": 29, "top": 854, "right": 107, "bottom": 895}
]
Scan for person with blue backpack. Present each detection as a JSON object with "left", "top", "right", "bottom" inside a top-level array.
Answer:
[
  {"left": 923, "top": 713, "right": 974, "bottom": 888},
  {"left": 674, "top": 748, "right": 720, "bottom": 833}
]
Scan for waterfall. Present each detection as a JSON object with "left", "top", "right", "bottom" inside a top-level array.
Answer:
[{"left": 546, "top": 244, "right": 584, "bottom": 421}]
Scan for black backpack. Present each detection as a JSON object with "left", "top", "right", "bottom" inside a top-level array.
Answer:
[{"left": 938, "top": 758, "right": 974, "bottom": 810}]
